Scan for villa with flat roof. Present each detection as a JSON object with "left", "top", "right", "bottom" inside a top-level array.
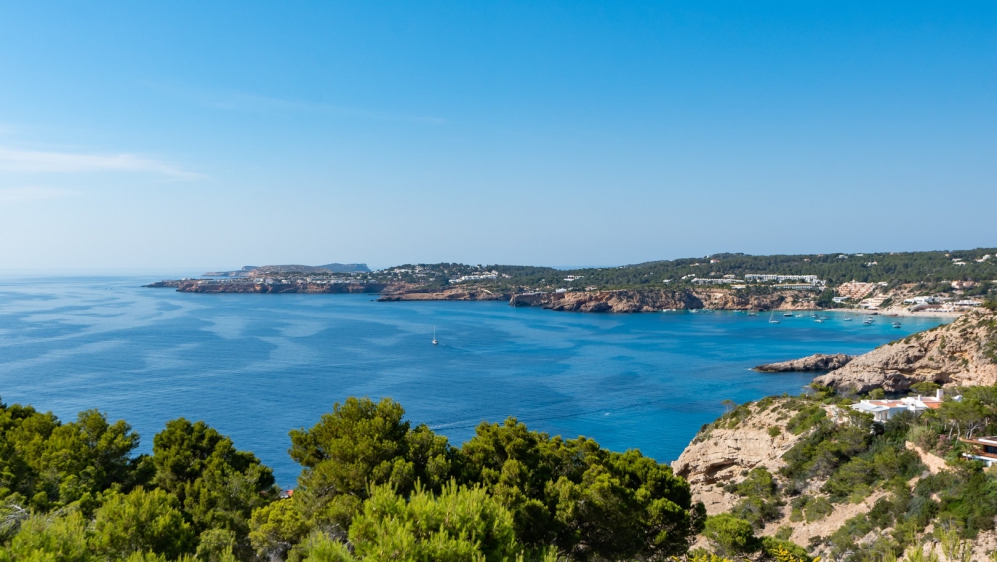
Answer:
[
  {"left": 851, "top": 390, "right": 947, "bottom": 423},
  {"left": 960, "top": 437, "right": 997, "bottom": 467}
]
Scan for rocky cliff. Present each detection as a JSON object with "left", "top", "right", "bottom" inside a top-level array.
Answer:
[
  {"left": 145, "top": 280, "right": 388, "bottom": 294},
  {"left": 754, "top": 353, "right": 854, "bottom": 373},
  {"left": 378, "top": 288, "right": 509, "bottom": 302},
  {"left": 672, "top": 398, "right": 812, "bottom": 514},
  {"left": 509, "top": 288, "right": 818, "bottom": 313},
  {"left": 813, "top": 308, "right": 997, "bottom": 393}
]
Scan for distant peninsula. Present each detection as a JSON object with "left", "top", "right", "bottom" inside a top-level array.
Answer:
[
  {"left": 203, "top": 263, "right": 370, "bottom": 277},
  {"left": 146, "top": 249, "right": 996, "bottom": 315}
]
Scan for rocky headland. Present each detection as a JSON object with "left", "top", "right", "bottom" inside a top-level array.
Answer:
[
  {"left": 508, "top": 288, "right": 818, "bottom": 313},
  {"left": 811, "top": 308, "right": 997, "bottom": 393},
  {"left": 378, "top": 287, "right": 509, "bottom": 302},
  {"left": 672, "top": 398, "right": 811, "bottom": 513},
  {"left": 145, "top": 279, "right": 388, "bottom": 294},
  {"left": 147, "top": 279, "right": 819, "bottom": 311},
  {"left": 670, "top": 396, "right": 997, "bottom": 559},
  {"left": 754, "top": 353, "right": 854, "bottom": 373}
]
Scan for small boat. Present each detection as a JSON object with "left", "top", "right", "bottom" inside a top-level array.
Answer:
[
  {"left": 747, "top": 311, "right": 758, "bottom": 316},
  {"left": 844, "top": 317, "right": 853, "bottom": 321},
  {"left": 892, "top": 321, "right": 902, "bottom": 328},
  {"left": 863, "top": 318, "right": 874, "bottom": 325},
  {"left": 783, "top": 312, "right": 793, "bottom": 317},
  {"left": 768, "top": 313, "right": 780, "bottom": 324},
  {"left": 795, "top": 314, "right": 803, "bottom": 318},
  {"left": 432, "top": 325, "right": 438, "bottom": 345}
]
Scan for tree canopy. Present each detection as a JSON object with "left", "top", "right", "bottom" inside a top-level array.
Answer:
[{"left": 0, "top": 396, "right": 701, "bottom": 561}]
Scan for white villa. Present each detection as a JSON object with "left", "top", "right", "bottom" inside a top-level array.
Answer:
[{"left": 851, "top": 389, "right": 951, "bottom": 423}]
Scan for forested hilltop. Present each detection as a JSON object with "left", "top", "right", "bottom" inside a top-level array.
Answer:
[
  {"left": 1, "top": 396, "right": 721, "bottom": 562},
  {"left": 150, "top": 249, "right": 996, "bottom": 311},
  {"left": 363, "top": 248, "right": 997, "bottom": 291}
]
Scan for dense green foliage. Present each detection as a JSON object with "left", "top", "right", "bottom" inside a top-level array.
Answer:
[
  {"left": 725, "top": 468, "right": 781, "bottom": 529},
  {"left": 0, "top": 397, "right": 700, "bottom": 561},
  {"left": 709, "top": 383, "right": 997, "bottom": 562},
  {"left": 362, "top": 248, "right": 997, "bottom": 292}
]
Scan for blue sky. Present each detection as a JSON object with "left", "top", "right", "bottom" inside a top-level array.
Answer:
[{"left": 1, "top": 2, "right": 994, "bottom": 270}]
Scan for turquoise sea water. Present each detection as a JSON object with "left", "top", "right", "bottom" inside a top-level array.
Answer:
[{"left": 0, "top": 276, "right": 948, "bottom": 486}]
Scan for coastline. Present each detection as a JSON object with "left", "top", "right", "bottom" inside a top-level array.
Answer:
[{"left": 144, "top": 280, "right": 970, "bottom": 319}]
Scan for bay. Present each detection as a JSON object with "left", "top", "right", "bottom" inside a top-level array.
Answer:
[{"left": 0, "top": 276, "right": 948, "bottom": 486}]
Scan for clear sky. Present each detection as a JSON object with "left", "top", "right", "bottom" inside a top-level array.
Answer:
[{"left": 1, "top": 2, "right": 994, "bottom": 271}]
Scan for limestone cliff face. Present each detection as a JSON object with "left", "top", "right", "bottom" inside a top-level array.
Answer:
[
  {"left": 755, "top": 353, "right": 854, "bottom": 373},
  {"left": 511, "top": 290, "right": 703, "bottom": 312},
  {"left": 378, "top": 288, "right": 509, "bottom": 302},
  {"left": 671, "top": 398, "right": 811, "bottom": 515},
  {"left": 509, "top": 289, "right": 818, "bottom": 313},
  {"left": 813, "top": 309, "right": 997, "bottom": 393}
]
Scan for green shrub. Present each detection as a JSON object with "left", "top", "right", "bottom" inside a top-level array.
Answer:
[
  {"left": 785, "top": 405, "right": 826, "bottom": 435},
  {"left": 728, "top": 468, "right": 783, "bottom": 529},
  {"left": 702, "top": 514, "right": 758, "bottom": 557},
  {"left": 804, "top": 497, "right": 833, "bottom": 522},
  {"left": 910, "top": 382, "right": 941, "bottom": 395},
  {"left": 789, "top": 495, "right": 833, "bottom": 523}
]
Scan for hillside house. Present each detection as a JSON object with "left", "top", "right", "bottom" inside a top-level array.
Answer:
[
  {"left": 960, "top": 437, "right": 997, "bottom": 467},
  {"left": 851, "top": 390, "right": 948, "bottom": 423}
]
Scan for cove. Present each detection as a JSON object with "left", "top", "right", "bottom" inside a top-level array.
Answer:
[{"left": 0, "top": 276, "right": 948, "bottom": 486}]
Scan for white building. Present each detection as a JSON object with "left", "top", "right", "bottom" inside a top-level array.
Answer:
[
  {"left": 851, "top": 390, "right": 949, "bottom": 423},
  {"left": 744, "top": 274, "right": 820, "bottom": 283}
]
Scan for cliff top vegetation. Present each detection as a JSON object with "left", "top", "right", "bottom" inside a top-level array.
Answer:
[{"left": 357, "top": 248, "right": 997, "bottom": 294}]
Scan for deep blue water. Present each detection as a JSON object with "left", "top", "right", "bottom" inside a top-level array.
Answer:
[{"left": 0, "top": 276, "right": 948, "bottom": 486}]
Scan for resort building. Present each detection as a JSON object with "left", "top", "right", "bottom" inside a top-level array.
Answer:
[
  {"left": 836, "top": 281, "right": 877, "bottom": 300},
  {"left": 851, "top": 390, "right": 947, "bottom": 423},
  {"left": 903, "top": 296, "right": 940, "bottom": 305},
  {"left": 744, "top": 274, "right": 820, "bottom": 283},
  {"left": 691, "top": 277, "right": 743, "bottom": 285},
  {"left": 960, "top": 437, "right": 997, "bottom": 467},
  {"left": 859, "top": 296, "right": 889, "bottom": 309}
]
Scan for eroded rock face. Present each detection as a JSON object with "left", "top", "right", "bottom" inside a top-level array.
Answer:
[
  {"left": 671, "top": 399, "right": 810, "bottom": 515},
  {"left": 378, "top": 288, "right": 508, "bottom": 301},
  {"left": 755, "top": 353, "right": 854, "bottom": 373},
  {"left": 813, "top": 309, "right": 997, "bottom": 393},
  {"left": 509, "top": 289, "right": 818, "bottom": 313}
]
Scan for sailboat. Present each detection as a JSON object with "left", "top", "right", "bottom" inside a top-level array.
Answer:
[
  {"left": 432, "top": 325, "right": 438, "bottom": 345},
  {"left": 768, "top": 313, "right": 780, "bottom": 324}
]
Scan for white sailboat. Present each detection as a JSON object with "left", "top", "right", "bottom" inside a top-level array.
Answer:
[
  {"left": 768, "top": 313, "right": 780, "bottom": 324},
  {"left": 432, "top": 325, "right": 438, "bottom": 345}
]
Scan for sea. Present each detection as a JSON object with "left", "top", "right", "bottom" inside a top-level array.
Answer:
[{"left": 0, "top": 276, "right": 949, "bottom": 487}]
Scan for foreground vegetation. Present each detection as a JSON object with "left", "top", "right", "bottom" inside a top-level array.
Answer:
[
  {"left": 0, "top": 396, "right": 706, "bottom": 561},
  {"left": 7, "top": 378, "right": 997, "bottom": 561},
  {"left": 695, "top": 382, "right": 997, "bottom": 562}
]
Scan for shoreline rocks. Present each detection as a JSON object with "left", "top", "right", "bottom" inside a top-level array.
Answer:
[
  {"left": 812, "top": 308, "right": 997, "bottom": 393},
  {"left": 144, "top": 280, "right": 387, "bottom": 294},
  {"left": 754, "top": 353, "right": 854, "bottom": 373},
  {"left": 509, "top": 288, "right": 818, "bottom": 313}
]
